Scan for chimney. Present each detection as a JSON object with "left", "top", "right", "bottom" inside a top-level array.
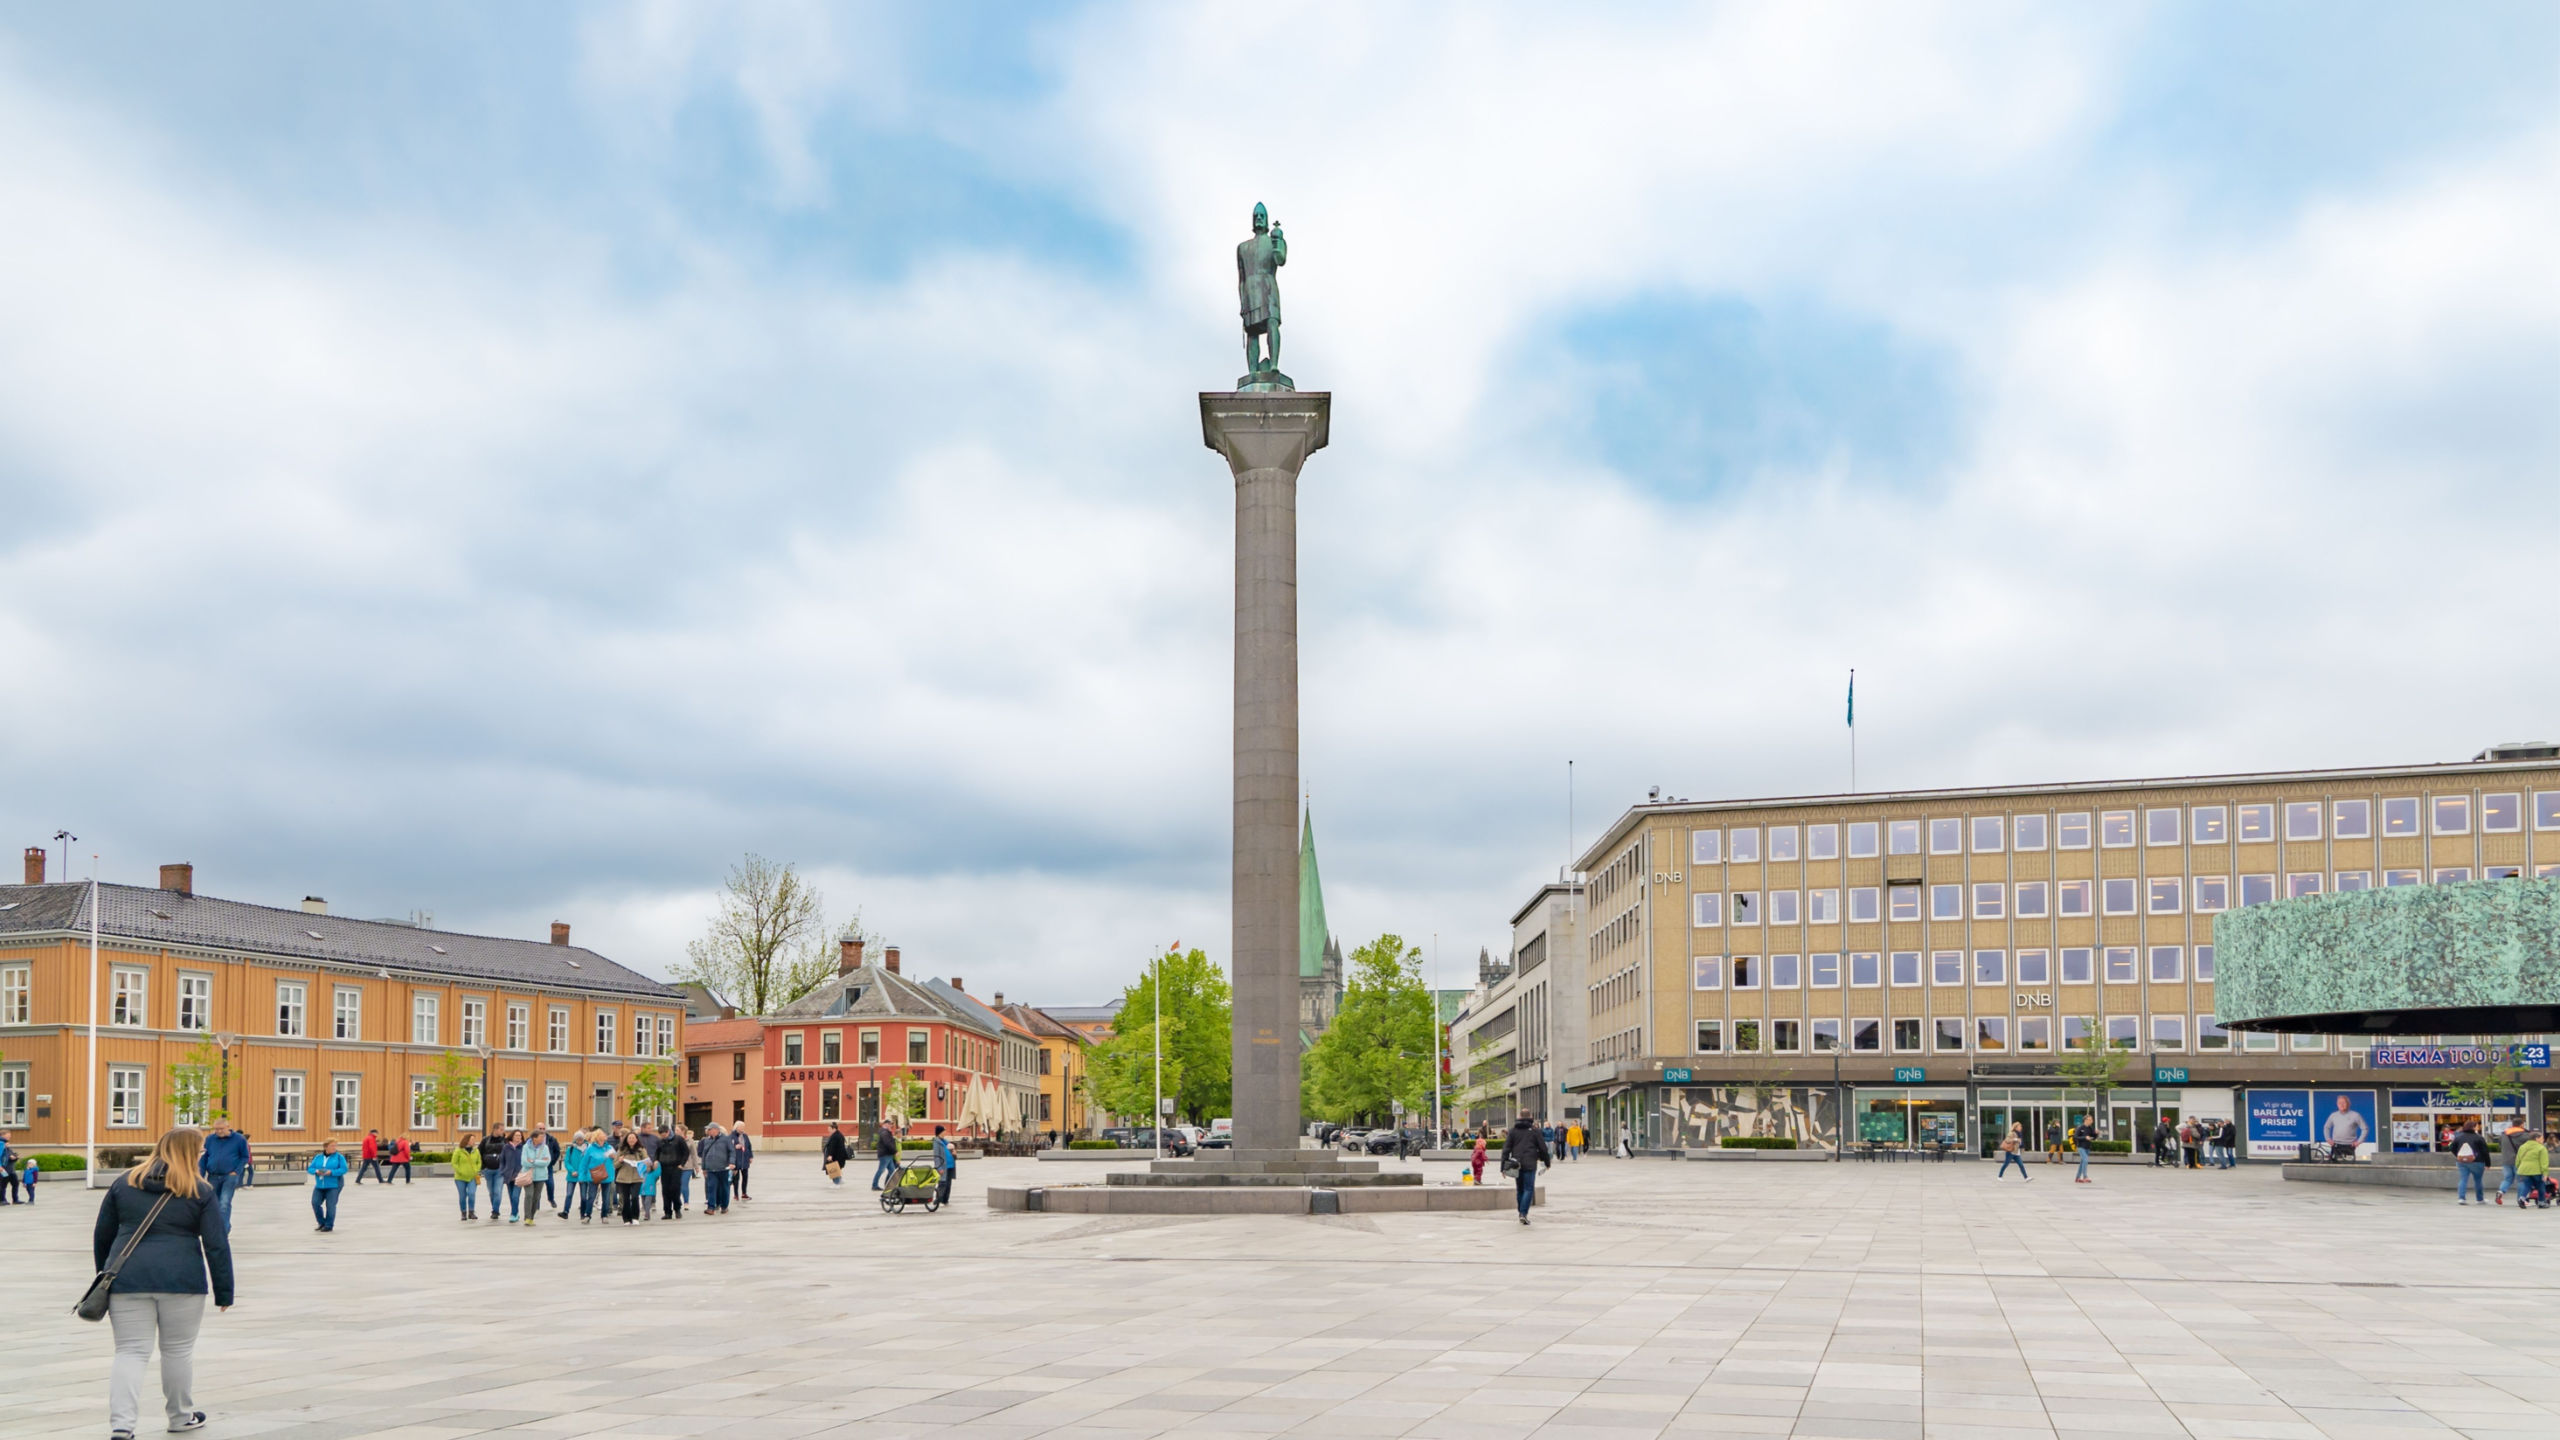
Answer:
[
  {"left": 550, "top": 921, "right": 571, "bottom": 947},
  {"left": 23, "top": 848, "right": 43, "bottom": 886},
  {"left": 159, "top": 863, "right": 193, "bottom": 896},
  {"left": 839, "top": 937, "right": 866, "bottom": 974},
  {"left": 883, "top": 945, "right": 900, "bottom": 974},
  {"left": 301, "top": 896, "right": 327, "bottom": 915},
  {"left": 993, "top": 991, "right": 1004, "bottom": 1007},
  {"left": 719, "top": 1005, "right": 738, "bottom": 1020},
  {"left": 951, "top": 976, "right": 964, "bottom": 993}
]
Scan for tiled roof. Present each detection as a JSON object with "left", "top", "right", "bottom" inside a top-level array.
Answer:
[
  {"left": 1007, "top": 1004, "right": 1087, "bottom": 1042},
  {"left": 0, "top": 882, "right": 681, "bottom": 1002},
  {"left": 765, "top": 963, "right": 1000, "bottom": 1039},
  {"left": 1037, "top": 1003, "right": 1123, "bottom": 1024},
  {"left": 681, "top": 1017, "right": 765, "bottom": 1049}
]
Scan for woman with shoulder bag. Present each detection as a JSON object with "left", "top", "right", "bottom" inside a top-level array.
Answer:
[
  {"left": 515, "top": 1125, "right": 552, "bottom": 1226},
  {"left": 89, "top": 1126, "right": 234, "bottom": 1439}
]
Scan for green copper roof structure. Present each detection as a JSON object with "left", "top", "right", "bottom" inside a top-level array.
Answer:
[
  {"left": 1299, "top": 806, "right": 1330, "bottom": 979},
  {"left": 2214, "top": 877, "right": 2560, "bottom": 1034}
]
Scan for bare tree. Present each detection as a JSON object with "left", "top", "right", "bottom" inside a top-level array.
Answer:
[{"left": 675, "top": 854, "right": 835, "bottom": 1015}]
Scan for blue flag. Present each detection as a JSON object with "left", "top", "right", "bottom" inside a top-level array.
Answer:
[{"left": 1846, "top": 670, "right": 1855, "bottom": 727}]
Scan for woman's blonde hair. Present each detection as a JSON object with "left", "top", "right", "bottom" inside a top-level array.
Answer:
[{"left": 127, "top": 1126, "right": 205, "bottom": 1199}]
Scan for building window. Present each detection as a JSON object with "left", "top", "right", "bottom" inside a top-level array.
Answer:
[
  {"left": 687, "top": 1054, "right": 701, "bottom": 1084},
  {"left": 2537, "top": 792, "right": 2560, "bottom": 831},
  {"left": 2482, "top": 793, "right": 2522, "bottom": 833},
  {"left": 1808, "top": 824, "right": 1839, "bottom": 860},
  {"left": 1695, "top": 1021, "right": 1722, "bottom": 1054},
  {"left": 502, "top": 1080, "right": 526, "bottom": 1130},
  {"left": 335, "top": 986, "right": 363, "bottom": 1041},
  {"left": 1972, "top": 816, "right": 2004, "bottom": 853},
  {"left": 2283, "top": 801, "right": 2321, "bottom": 842},
  {"left": 657, "top": 1016, "right": 675, "bottom": 1057},
  {"left": 2195, "top": 945, "right": 2215, "bottom": 981},
  {"left": 1850, "top": 952, "right": 1880, "bottom": 987},
  {"left": 274, "top": 1072, "right": 305, "bottom": 1129},
  {"left": 2057, "top": 813, "right": 2091, "bottom": 849},
  {"left": 2197, "top": 1016, "right": 2229, "bottom": 1050},
  {"left": 2333, "top": 798, "right": 2372, "bottom": 838},
  {"left": 2146, "top": 809, "right": 2179, "bottom": 846},
  {"left": 2242, "top": 1030, "right": 2279, "bottom": 1053},
  {"left": 2101, "top": 878, "right": 2137, "bottom": 915},
  {"left": 507, "top": 1003, "right": 530, "bottom": 1051},
  {"left": 1767, "top": 891, "right": 1799, "bottom": 925},
  {"left": 2103, "top": 948, "right": 2137, "bottom": 984},
  {"left": 2240, "top": 874, "right": 2276, "bottom": 906},
  {"left": 2058, "top": 881, "right": 2092, "bottom": 917},
  {"left": 2016, "top": 949, "right": 2050, "bottom": 984},
  {"left": 2382, "top": 796, "right": 2421, "bottom": 836},
  {"left": 1972, "top": 883, "right": 2003, "bottom": 919},
  {"left": 546, "top": 1082, "right": 568, "bottom": 1129},
  {"left": 1730, "top": 892, "right": 1760, "bottom": 926},
  {"left": 1727, "top": 1019, "right": 1760, "bottom": 1053},
  {"left": 2433, "top": 795, "right": 2471, "bottom": 835},
  {"left": 276, "top": 981, "right": 307, "bottom": 1038},
  {"left": 111, "top": 968, "right": 149, "bottom": 1027},
  {"left": 2060, "top": 948, "right": 2093, "bottom": 985},
  {"left": 1770, "top": 953, "right": 1802, "bottom": 988},
  {"left": 2015, "top": 814, "right": 2048, "bottom": 850},
  {"left": 1690, "top": 829, "right": 1722, "bottom": 865},
  {"left": 1930, "top": 818, "right": 1961, "bottom": 854},
  {"left": 1932, "top": 951, "right": 1962, "bottom": 986},
  {"left": 634, "top": 1014, "right": 652, "bottom": 1056},
  {"left": 107, "top": 1066, "right": 147, "bottom": 1128},
  {"left": 411, "top": 1078, "right": 435, "bottom": 1129},
  {"left": 2237, "top": 804, "right": 2275, "bottom": 842},
  {"left": 541, "top": 1007, "right": 563, "bottom": 1053},
  {"left": 2191, "top": 806, "right": 2228, "bottom": 843},
  {"left": 731, "top": 1050, "right": 748, "bottom": 1081},
  {"left": 176, "top": 972, "right": 211, "bottom": 1032},
  {"left": 781, "top": 1087, "right": 803, "bottom": 1121},
  {"left": 1889, "top": 886, "right": 1921, "bottom": 923},
  {"left": 1769, "top": 826, "right": 1799, "bottom": 862},
  {"left": 1810, "top": 953, "right": 1840, "bottom": 987},
  {"left": 2062, "top": 1016, "right": 2093, "bottom": 1050},
  {"left": 1930, "top": 885, "right": 1961, "bottom": 922},
  {"left": 459, "top": 998, "right": 486, "bottom": 1049},
  {"left": 1848, "top": 822, "right": 1880, "bottom": 858},
  {"left": 1848, "top": 887, "right": 1879, "bottom": 923},
  {"left": 1691, "top": 892, "right": 1722, "bottom": 927},
  {"left": 1934, "top": 1018, "right": 1965, "bottom": 1053},
  {"left": 2014, "top": 881, "right": 2048, "bottom": 918},
  {"left": 0, "top": 1064, "right": 28, "bottom": 1126},
  {"left": 782, "top": 1033, "right": 804, "bottom": 1065},
  {"left": 2193, "top": 876, "right": 2229, "bottom": 912},
  {"left": 1729, "top": 828, "right": 1760, "bottom": 863},
  {"left": 908, "top": 1030, "right": 930, "bottom": 1065},
  {"left": 2149, "top": 946, "right": 2182, "bottom": 983},
  {"left": 1892, "top": 1018, "right": 1922, "bottom": 1053},
  {"left": 2294, "top": 1032, "right": 2330, "bottom": 1054},
  {"left": 2151, "top": 1016, "right": 2185, "bottom": 1051},
  {"left": 2288, "top": 873, "right": 2323, "bottom": 899},
  {"left": 2018, "top": 1017, "right": 2051, "bottom": 1052},
  {"left": 1807, "top": 889, "right": 1839, "bottom": 924},
  {"left": 1890, "top": 951, "right": 1921, "bottom": 987},
  {"left": 2325, "top": 869, "right": 2372, "bottom": 893},
  {"left": 2433, "top": 867, "right": 2473, "bottom": 885},
  {"left": 1851, "top": 1018, "right": 1882, "bottom": 1052},
  {"left": 1889, "top": 820, "right": 1921, "bottom": 855},
  {"left": 1731, "top": 955, "right": 1760, "bottom": 990},
  {"left": 1763, "top": 1017, "right": 1798, "bottom": 1053},
  {"left": 2148, "top": 877, "right": 2182, "bottom": 914},
  {"left": 1975, "top": 1016, "right": 2007, "bottom": 1052},
  {"left": 2100, "top": 811, "right": 2134, "bottom": 848},
  {"left": 821, "top": 1031, "right": 844, "bottom": 1064},
  {"left": 0, "top": 964, "right": 27, "bottom": 1025},
  {"left": 331, "top": 1075, "right": 360, "bottom": 1129},
  {"left": 2485, "top": 867, "right": 2522, "bottom": 881},
  {"left": 412, "top": 994, "right": 439, "bottom": 1045},
  {"left": 1974, "top": 950, "right": 2005, "bottom": 985},
  {"left": 1810, "top": 1018, "right": 1842, "bottom": 1052},
  {"left": 595, "top": 1011, "right": 616, "bottom": 1056}
]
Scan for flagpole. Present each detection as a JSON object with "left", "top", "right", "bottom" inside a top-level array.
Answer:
[
  {"left": 85, "top": 858, "right": 101, "bottom": 1189},
  {"left": 1847, "top": 670, "right": 1857, "bottom": 794}
]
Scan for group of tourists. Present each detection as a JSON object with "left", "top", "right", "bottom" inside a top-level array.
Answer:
[
  {"left": 2451, "top": 1118, "right": 2554, "bottom": 1206},
  {"left": 2149, "top": 1116, "right": 2241, "bottom": 1169},
  {"left": 819, "top": 1120, "right": 958, "bottom": 1203},
  {"left": 449, "top": 1119, "right": 755, "bottom": 1225},
  {"left": 0, "top": 1129, "right": 46, "bottom": 1203}
]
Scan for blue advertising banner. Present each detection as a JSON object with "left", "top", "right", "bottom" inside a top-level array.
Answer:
[
  {"left": 2312, "top": 1089, "right": 2377, "bottom": 1157},
  {"left": 2370, "top": 1043, "right": 2550, "bottom": 1068},
  {"left": 2247, "top": 1089, "right": 2312, "bottom": 1158}
]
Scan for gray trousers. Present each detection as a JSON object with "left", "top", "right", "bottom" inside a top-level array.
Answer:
[{"left": 109, "top": 1290, "right": 204, "bottom": 1432}]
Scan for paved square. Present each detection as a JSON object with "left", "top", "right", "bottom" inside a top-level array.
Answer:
[{"left": 4, "top": 1154, "right": 2553, "bottom": 1438}]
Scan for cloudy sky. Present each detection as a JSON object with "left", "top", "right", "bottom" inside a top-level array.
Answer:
[{"left": 2, "top": 3, "right": 2552, "bottom": 1001}]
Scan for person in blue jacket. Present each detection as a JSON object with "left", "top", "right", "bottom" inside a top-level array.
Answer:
[
  {"left": 305, "top": 1139, "right": 348, "bottom": 1232},
  {"left": 197, "top": 1119, "right": 252, "bottom": 1224},
  {"left": 0, "top": 1130, "right": 15, "bottom": 1203},
  {"left": 94, "top": 1126, "right": 234, "bottom": 1439},
  {"left": 931, "top": 1126, "right": 957, "bottom": 1206}
]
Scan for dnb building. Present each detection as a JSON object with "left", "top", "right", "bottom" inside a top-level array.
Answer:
[{"left": 1556, "top": 745, "right": 2560, "bottom": 1158}]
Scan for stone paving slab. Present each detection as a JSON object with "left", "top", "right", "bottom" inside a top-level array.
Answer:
[{"left": 4, "top": 1156, "right": 2559, "bottom": 1437}]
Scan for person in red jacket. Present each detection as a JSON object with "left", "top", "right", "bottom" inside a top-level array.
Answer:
[
  {"left": 385, "top": 1135, "right": 413, "bottom": 1184},
  {"left": 356, "top": 1130, "right": 386, "bottom": 1184}
]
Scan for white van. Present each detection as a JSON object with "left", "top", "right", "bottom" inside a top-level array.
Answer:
[{"left": 1208, "top": 1118, "right": 1234, "bottom": 1148}]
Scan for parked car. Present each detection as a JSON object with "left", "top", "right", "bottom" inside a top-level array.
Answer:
[
  {"left": 1100, "top": 1127, "right": 1137, "bottom": 1148},
  {"left": 1332, "top": 1128, "right": 1369, "bottom": 1151},
  {"left": 1363, "top": 1127, "right": 1429, "bottom": 1155}
]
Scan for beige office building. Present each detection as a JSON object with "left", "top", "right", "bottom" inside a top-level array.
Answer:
[{"left": 1563, "top": 746, "right": 2560, "bottom": 1156}]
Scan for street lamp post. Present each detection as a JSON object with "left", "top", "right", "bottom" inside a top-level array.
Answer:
[
  {"left": 215, "top": 1032, "right": 238, "bottom": 1126},
  {"left": 472, "top": 1044, "right": 493, "bottom": 1134}
]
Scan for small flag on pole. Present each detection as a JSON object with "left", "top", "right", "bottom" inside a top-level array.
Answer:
[{"left": 1846, "top": 670, "right": 1855, "bottom": 727}]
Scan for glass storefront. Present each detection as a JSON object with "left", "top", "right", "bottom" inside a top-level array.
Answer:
[
  {"left": 1657, "top": 1085, "right": 1839, "bottom": 1149},
  {"left": 1851, "top": 1087, "right": 1966, "bottom": 1150},
  {"left": 2390, "top": 1088, "right": 2528, "bottom": 1152}
]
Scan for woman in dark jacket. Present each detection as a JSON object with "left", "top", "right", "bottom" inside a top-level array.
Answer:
[
  {"left": 93, "top": 1126, "right": 234, "bottom": 1439},
  {"left": 821, "top": 1123, "right": 850, "bottom": 1185},
  {"left": 1503, "top": 1115, "right": 1552, "bottom": 1226}
]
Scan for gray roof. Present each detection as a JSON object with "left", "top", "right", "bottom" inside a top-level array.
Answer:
[
  {"left": 1037, "top": 1002, "right": 1123, "bottom": 1024},
  {"left": 0, "top": 882, "right": 681, "bottom": 1002},
  {"left": 765, "top": 963, "right": 999, "bottom": 1039},
  {"left": 920, "top": 979, "right": 1015, "bottom": 1038}
]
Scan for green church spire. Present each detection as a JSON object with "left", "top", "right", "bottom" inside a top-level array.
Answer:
[{"left": 1299, "top": 805, "right": 1330, "bottom": 979}]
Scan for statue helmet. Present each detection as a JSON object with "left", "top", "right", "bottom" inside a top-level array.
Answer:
[{"left": 1252, "top": 202, "right": 1268, "bottom": 231}]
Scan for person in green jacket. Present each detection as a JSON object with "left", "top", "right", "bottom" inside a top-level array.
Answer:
[
  {"left": 451, "top": 1134, "right": 484, "bottom": 1220},
  {"left": 2517, "top": 1133, "right": 2550, "bottom": 1210}
]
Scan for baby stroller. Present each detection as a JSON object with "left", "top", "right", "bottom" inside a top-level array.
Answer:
[{"left": 879, "top": 1158, "right": 945, "bottom": 1213}]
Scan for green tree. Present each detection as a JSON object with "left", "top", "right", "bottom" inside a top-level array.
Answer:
[
  {"left": 166, "top": 1037, "right": 227, "bottom": 1125},
  {"left": 1303, "top": 934, "right": 1434, "bottom": 1126},
  {"left": 880, "top": 1070, "right": 927, "bottom": 1130},
  {"left": 627, "top": 1063, "right": 678, "bottom": 1126},
  {"left": 2444, "top": 1049, "right": 2532, "bottom": 1121},
  {"left": 672, "top": 854, "right": 841, "bottom": 1015},
  {"left": 1085, "top": 948, "right": 1232, "bottom": 1125},
  {"left": 2057, "top": 1014, "right": 2132, "bottom": 1137},
  {"left": 419, "top": 1051, "right": 483, "bottom": 1131}
]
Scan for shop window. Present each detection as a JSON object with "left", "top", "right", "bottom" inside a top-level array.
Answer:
[
  {"left": 2017, "top": 1017, "right": 2050, "bottom": 1052},
  {"left": 1891, "top": 1018, "right": 1923, "bottom": 1052},
  {"left": 2146, "top": 809, "right": 2180, "bottom": 846},
  {"left": 2148, "top": 877, "right": 2182, "bottom": 914},
  {"left": 2060, "top": 948, "right": 2093, "bottom": 985},
  {"left": 1694, "top": 1021, "right": 1721, "bottom": 1053},
  {"left": 2100, "top": 811, "right": 2135, "bottom": 848},
  {"left": 782, "top": 1088, "right": 803, "bottom": 1121},
  {"left": 1811, "top": 953, "right": 1840, "bottom": 987},
  {"left": 2237, "top": 804, "right": 2275, "bottom": 842},
  {"left": 1691, "top": 829, "right": 1722, "bottom": 865},
  {"left": 1889, "top": 952, "right": 1920, "bottom": 987},
  {"left": 1771, "top": 1019, "right": 1800, "bottom": 1052},
  {"left": 1932, "top": 951, "right": 1962, "bottom": 986},
  {"left": 1810, "top": 1018, "right": 1841, "bottom": 1052},
  {"left": 1849, "top": 822, "right": 1880, "bottom": 857},
  {"left": 2015, "top": 814, "right": 2048, "bottom": 850},
  {"left": 1974, "top": 950, "right": 2005, "bottom": 985},
  {"left": 1849, "top": 953, "right": 1880, "bottom": 987},
  {"left": 2016, "top": 950, "right": 2050, "bottom": 984},
  {"left": 2148, "top": 946, "right": 2182, "bottom": 983},
  {"left": 1851, "top": 1018, "right": 1882, "bottom": 1052},
  {"left": 820, "top": 1086, "right": 841, "bottom": 1120},
  {"left": 1975, "top": 1016, "right": 2007, "bottom": 1051},
  {"left": 1934, "top": 1018, "right": 1965, "bottom": 1052},
  {"left": 2151, "top": 1016, "right": 2185, "bottom": 1051},
  {"left": 1729, "top": 828, "right": 1759, "bottom": 863},
  {"left": 1808, "top": 824, "right": 1839, "bottom": 860},
  {"left": 1972, "top": 883, "right": 2003, "bottom": 919},
  {"left": 2191, "top": 806, "right": 2228, "bottom": 843},
  {"left": 1768, "top": 827, "right": 1799, "bottom": 862}
]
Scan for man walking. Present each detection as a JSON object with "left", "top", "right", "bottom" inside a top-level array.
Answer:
[
  {"left": 356, "top": 1129, "right": 386, "bottom": 1184},
  {"left": 1995, "top": 1123, "right": 2031, "bottom": 1180},
  {"left": 871, "top": 1124, "right": 900, "bottom": 1191},
  {"left": 386, "top": 1135, "right": 413, "bottom": 1184},
  {"left": 2453, "top": 1120, "right": 2492, "bottom": 1204},
  {"left": 2496, "top": 1117, "right": 2527, "bottom": 1204},
  {"left": 655, "top": 1122, "right": 691, "bottom": 1218},
  {"left": 1503, "top": 1113, "right": 1552, "bottom": 1225},
  {"left": 2072, "top": 1119, "right": 2097, "bottom": 1184},
  {"left": 2152, "top": 1117, "right": 2176, "bottom": 1167},
  {"left": 698, "top": 1124, "right": 733, "bottom": 1215},
  {"left": 931, "top": 1126, "right": 957, "bottom": 1207},
  {"left": 199, "top": 1119, "right": 253, "bottom": 1222},
  {"left": 729, "top": 1126, "right": 753, "bottom": 1200},
  {"left": 2045, "top": 1119, "right": 2064, "bottom": 1165}
]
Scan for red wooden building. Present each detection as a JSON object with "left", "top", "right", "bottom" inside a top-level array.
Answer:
[{"left": 756, "top": 940, "right": 1008, "bottom": 1147}]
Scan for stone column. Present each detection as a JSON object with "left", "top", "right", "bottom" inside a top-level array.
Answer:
[{"left": 1201, "top": 389, "right": 1330, "bottom": 1155}]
